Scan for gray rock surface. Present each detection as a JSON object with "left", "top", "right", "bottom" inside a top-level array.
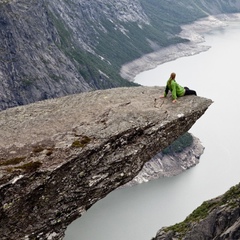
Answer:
[
  {"left": 0, "top": 0, "right": 143, "bottom": 110},
  {"left": 124, "top": 134, "right": 204, "bottom": 187},
  {"left": 0, "top": 86, "right": 212, "bottom": 239}
]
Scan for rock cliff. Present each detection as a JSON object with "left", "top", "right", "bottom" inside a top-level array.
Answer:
[
  {"left": 153, "top": 182, "right": 240, "bottom": 240},
  {"left": 0, "top": 86, "right": 212, "bottom": 240}
]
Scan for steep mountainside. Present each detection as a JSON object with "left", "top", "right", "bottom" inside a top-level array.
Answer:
[{"left": 0, "top": 0, "right": 240, "bottom": 110}]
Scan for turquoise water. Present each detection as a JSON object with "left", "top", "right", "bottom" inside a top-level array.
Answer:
[{"left": 64, "top": 21, "right": 240, "bottom": 240}]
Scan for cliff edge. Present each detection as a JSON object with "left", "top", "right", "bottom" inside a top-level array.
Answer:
[{"left": 0, "top": 86, "right": 212, "bottom": 240}]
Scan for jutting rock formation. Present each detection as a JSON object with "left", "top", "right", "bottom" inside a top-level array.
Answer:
[{"left": 0, "top": 86, "right": 212, "bottom": 240}]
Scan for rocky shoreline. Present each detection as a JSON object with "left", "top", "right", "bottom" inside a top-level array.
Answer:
[
  {"left": 124, "top": 134, "right": 204, "bottom": 187},
  {"left": 120, "top": 13, "right": 240, "bottom": 82}
]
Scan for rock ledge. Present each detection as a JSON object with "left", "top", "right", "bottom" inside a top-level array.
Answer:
[{"left": 0, "top": 86, "right": 212, "bottom": 239}]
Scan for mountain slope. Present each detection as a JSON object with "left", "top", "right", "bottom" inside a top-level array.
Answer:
[
  {"left": 154, "top": 182, "right": 240, "bottom": 240},
  {"left": 0, "top": 0, "right": 240, "bottom": 110}
]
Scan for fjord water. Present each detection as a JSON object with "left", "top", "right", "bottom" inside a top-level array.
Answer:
[{"left": 64, "top": 22, "right": 240, "bottom": 240}]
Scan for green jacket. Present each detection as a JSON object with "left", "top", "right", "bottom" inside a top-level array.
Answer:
[{"left": 164, "top": 79, "right": 185, "bottom": 100}]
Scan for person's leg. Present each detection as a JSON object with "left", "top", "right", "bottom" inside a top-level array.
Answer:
[{"left": 184, "top": 87, "right": 197, "bottom": 96}]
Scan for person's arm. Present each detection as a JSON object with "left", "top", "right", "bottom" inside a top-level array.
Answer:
[
  {"left": 164, "top": 85, "right": 169, "bottom": 97},
  {"left": 171, "top": 82, "right": 177, "bottom": 102},
  {"left": 160, "top": 85, "right": 169, "bottom": 98}
]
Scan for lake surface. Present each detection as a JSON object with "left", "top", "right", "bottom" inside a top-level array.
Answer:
[{"left": 64, "top": 21, "right": 240, "bottom": 240}]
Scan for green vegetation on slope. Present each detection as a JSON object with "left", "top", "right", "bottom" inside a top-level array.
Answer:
[
  {"left": 162, "top": 132, "right": 193, "bottom": 155},
  {"left": 47, "top": 0, "right": 209, "bottom": 89},
  {"left": 159, "top": 183, "right": 240, "bottom": 239},
  {"left": 48, "top": 11, "right": 138, "bottom": 89},
  {"left": 95, "top": 20, "right": 153, "bottom": 68},
  {"left": 95, "top": 0, "right": 240, "bottom": 73},
  {"left": 48, "top": 0, "right": 240, "bottom": 90}
]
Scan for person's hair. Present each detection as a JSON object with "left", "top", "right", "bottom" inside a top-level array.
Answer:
[
  {"left": 170, "top": 72, "right": 176, "bottom": 80},
  {"left": 167, "top": 72, "right": 176, "bottom": 88}
]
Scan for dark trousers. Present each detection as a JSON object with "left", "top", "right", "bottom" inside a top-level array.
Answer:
[{"left": 184, "top": 87, "right": 197, "bottom": 96}]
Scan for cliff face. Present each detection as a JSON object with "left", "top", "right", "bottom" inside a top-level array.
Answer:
[
  {"left": 0, "top": 0, "right": 240, "bottom": 110},
  {"left": 0, "top": 86, "right": 212, "bottom": 240},
  {"left": 0, "top": 0, "right": 141, "bottom": 110},
  {"left": 0, "top": 0, "right": 92, "bottom": 110},
  {"left": 124, "top": 134, "right": 204, "bottom": 187},
  {"left": 154, "top": 183, "right": 240, "bottom": 240}
]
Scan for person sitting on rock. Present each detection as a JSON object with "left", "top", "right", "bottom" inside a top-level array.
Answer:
[{"left": 160, "top": 72, "right": 197, "bottom": 103}]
